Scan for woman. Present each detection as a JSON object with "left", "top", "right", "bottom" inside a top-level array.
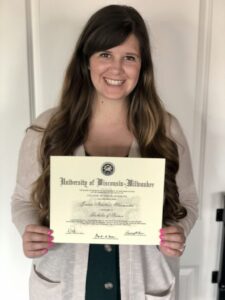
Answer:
[{"left": 11, "top": 5, "right": 198, "bottom": 300}]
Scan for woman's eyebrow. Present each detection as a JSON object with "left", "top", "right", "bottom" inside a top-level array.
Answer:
[
  {"left": 103, "top": 50, "right": 140, "bottom": 57},
  {"left": 99, "top": 50, "right": 140, "bottom": 58},
  {"left": 125, "top": 52, "right": 140, "bottom": 57}
]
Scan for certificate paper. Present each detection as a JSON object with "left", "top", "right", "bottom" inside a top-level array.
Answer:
[{"left": 50, "top": 156, "right": 165, "bottom": 245}]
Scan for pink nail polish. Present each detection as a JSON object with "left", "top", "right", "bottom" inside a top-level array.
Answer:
[
  {"left": 48, "top": 236, "right": 54, "bottom": 242},
  {"left": 48, "top": 229, "right": 53, "bottom": 235},
  {"left": 48, "top": 242, "right": 54, "bottom": 249}
]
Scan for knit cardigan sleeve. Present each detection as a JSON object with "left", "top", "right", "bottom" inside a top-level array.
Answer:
[
  {"left": 11, "top": 108, "right": 56, "bottom": 236},
  {"left": 167, "top": 115, "right": 199, "bottom": 237}
]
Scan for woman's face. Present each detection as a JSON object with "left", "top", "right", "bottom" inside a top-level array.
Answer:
[{"left": 89, "top": 34, "right": 141, "bottom": 103}]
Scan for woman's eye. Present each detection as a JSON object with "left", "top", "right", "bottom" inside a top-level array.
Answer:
[
  {"left": 124, "top": 55, "right": 136, "bottom": 61},
  {"left": 99, "top": 52, "right": 111, "bottom": 58}
]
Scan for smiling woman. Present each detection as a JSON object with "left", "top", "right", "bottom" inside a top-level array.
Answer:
[
  {"left": 11, "top": 4, "right": 198, "bottom": 300},
  {"left": 89, "top": 34, "right": 141, "bottom": 103}
]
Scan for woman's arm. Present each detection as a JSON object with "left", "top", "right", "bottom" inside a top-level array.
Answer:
[
  {"left": 169, "top": 115, "right": 199, "bottom": 237},
  {"left": 159, "top": 115, "right": 199, "bottom": 256},
  {"left": 11, "top": 109, "right": 56, "bottom": 257},
  {"left": 11, "top": 127, "right": 43, "bottom": 236}
]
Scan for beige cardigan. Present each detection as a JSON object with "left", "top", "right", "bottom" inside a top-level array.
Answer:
[{"left": 11, "top": 108, "right": 198, "bottom": 300}]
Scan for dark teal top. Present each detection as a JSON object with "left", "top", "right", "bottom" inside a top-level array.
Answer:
[
  {"left": 84, "top": 151, "right": 121, "bottom": 299},
  {"left": 85, "top": 244, "right": 121, "bottom": 300}
]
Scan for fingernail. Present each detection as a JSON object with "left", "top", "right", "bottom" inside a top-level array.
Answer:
[
  {"left": 48, "top": 236, "right": 54, "bottom": 242},
  {"left": 48, "top": 229, "right": 53, "bottom": 235},
  {"left": 160, "top": 240, "right": 165, "bottom": 245},
  {"left": 159, "top": 228, "right": 164, "bottom": 233},
  {"left": 48, "top": 242, "right": 54, "bottom": 249}
]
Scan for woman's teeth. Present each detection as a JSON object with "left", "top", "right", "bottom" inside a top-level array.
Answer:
[{"left": 105, "top": 78, "right": 124, "bottom": 86}]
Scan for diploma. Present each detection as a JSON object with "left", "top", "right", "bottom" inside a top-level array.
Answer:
[{"left": 50, "top": 156, "right": 165, "bottom": 245}]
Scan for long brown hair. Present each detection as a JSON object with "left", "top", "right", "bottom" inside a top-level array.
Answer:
[{"left": 31, "top": 5, "right": 187, "bottom": 226}]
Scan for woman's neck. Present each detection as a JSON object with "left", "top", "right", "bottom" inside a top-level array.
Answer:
[
  {"left": 91, "top": 96, "right": 128, "bottom": 126},
  {"left": 84, "top": 95, "right": 133, "bottom": 157}
]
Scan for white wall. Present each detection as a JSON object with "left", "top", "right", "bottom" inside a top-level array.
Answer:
[
  {"left": 0, "top": 0, "right": 31, "bottom": 298},
  {"left": 199, "top": 0, "right": 225, "bottom": 297}
]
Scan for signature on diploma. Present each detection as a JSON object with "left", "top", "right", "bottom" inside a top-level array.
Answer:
[
  {"left": 66, "top": 225, "right": 84, "bottom": 235},
  {"left": 124, "top": 230, "right": 146, "bottom": 236},
  {"left": 94, "top": 233, "right": 117, "bottom": 240}
]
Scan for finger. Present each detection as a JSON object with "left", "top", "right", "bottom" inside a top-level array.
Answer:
[
  {"left": 160, "top": 240, "right": 184, "bottom": 251},
  {"left": 24, "top": 241, "right": 54, "bottom": 251},
  {"left": 160, "top": 233, "right": 185, "bottom": 244},
  {"left": 159, "top": 245, "right": 184, "bottom": 257},
  {"left": 23, "top": 232, "right": 54, "bottom": 243},
  {"left": 159, "top": 227, "right": 185, "bottom": 243},
  {"left": 25, "top": 248, "right": 49, "bottom": 258},
  {"left": 25, "top": 224, "right": 53, "bottom": 235},
  {"left": 23, "top": 225, "right": 54, "bottom": 244},
  {"left": 160, "top": 225, "right": 183, "bottom": 235}
]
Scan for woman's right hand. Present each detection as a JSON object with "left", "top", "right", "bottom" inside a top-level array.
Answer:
[{"left": 22, "top": 224, "right": 54, "bottom": 258}]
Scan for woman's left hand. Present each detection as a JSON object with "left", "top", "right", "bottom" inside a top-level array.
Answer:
[{"left": 159, "top": 225, "right": 186, "bottom": 257}]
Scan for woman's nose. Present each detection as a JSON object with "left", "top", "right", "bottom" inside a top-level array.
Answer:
[{"left": 109, "top": 58, "right": 123, "bottom": 73}]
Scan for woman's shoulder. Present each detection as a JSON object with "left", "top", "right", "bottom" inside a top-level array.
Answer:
[
  {"left": 165, "top": 113, "right": 185, "bottom": 143},
  {"left": 32, "top": 107, "right": 58, "bottom": 128},
  {"left": 22, "top": 107, "right": 58, "bottom": 150},
  {"left": 164, "top": 112, "right": 189, "bottom": 157}
]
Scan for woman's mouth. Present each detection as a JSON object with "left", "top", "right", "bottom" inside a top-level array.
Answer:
[{"left": 104, "top": 78, "right": 125, "bottom": 86}]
